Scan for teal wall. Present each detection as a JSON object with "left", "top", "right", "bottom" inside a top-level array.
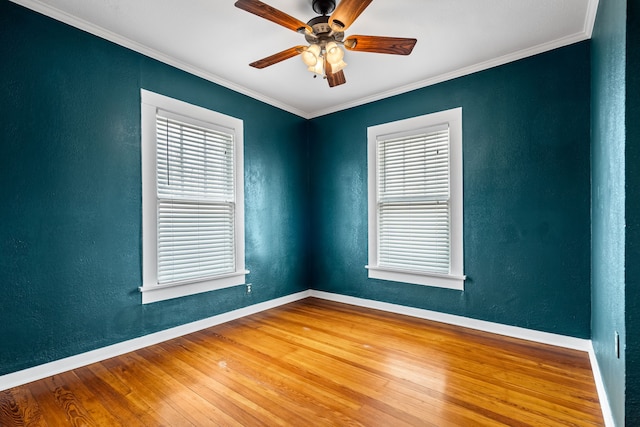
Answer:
[
  {"left": 591, "top": 0, "right": 633, "bottom": 424},
  {"left": 308, "top": 43, "right": 592, "bottom": 338},
  {"left": 0, "top": 1, "right": 308, "bottom": 376},
  {"left": 625, "top": 0, "right": 640, "bottom": 423},
  {"left": 5, "top": 1, "right": 635, "bottom": 419}
]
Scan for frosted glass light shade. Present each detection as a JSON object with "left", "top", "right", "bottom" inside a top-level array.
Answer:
[
  {"left": 325, "top": 41, "right": 344, "bottom": 65},
  {"left": 301, "top": 44, "right": 321, "bottom": 67},
  {"left": 329, "top": 59, "right": 347, "bottom": 73},
  {"left": 308, "top": 59, "right": 324, "bottom": 75}
]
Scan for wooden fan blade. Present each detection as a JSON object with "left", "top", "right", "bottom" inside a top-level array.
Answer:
[
  {"left": 326, "top": 70, "right": 346, "bottom": 87},
  {"left": 235, "top": 0, "right": 312, "bottom": 34},
  {"left": 250, "top": 46, "right": 306, "bottom": 69},
  {"left": 344, "top": 35, "right": 417, "bottom": 55},
  {"left": 328, "top": 0, "right": 373, "bottom": 32},
  {"left": 326, "top": 61, "right": 346, "bottom": 87}
]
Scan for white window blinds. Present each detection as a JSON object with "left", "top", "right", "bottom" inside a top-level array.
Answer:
[
  {"left": 377, "top": 125, "right": 451, "bottom": 274},
  {"left": 156, "top": 113, "right": 235, "bottom": 284}
]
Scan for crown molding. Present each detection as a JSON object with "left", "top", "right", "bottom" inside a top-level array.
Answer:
[
  {"left": 308, "top": 30, "right": 593, "bottom": 118},
  {"left": 9, "top": 0, "right": 600, "bottom": 120},
  {"left": 584, "top": 0, "right": 600, "bottom": 38},
  {"left": 8, "top": 0, "right": 309, "bottom": 118}
]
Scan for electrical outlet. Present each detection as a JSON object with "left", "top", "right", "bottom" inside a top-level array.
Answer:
[
  {"left": 246, "top": 283, "right": 252, "bottom": 294},
  {"left": 615, "top": 331, "right": 620, "bottom": 359}
]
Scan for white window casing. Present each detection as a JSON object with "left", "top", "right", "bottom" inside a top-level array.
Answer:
[
  {"left": 140, "top": 90, "right": 247, "bottom": 304},
  {"left": 366, "top": 107, "right": 465, "bottom": 290}
]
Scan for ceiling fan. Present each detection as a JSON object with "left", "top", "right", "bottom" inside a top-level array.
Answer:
[{"left": 234, "top": 0, "right": 417, "bottom": 87}]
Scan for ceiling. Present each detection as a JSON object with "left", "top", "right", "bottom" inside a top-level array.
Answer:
[{"left": 12, "top": 0, "right": 598, "bottom": 118}]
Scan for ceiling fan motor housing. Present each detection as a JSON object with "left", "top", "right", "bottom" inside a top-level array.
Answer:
[
  {"left": 305, "top": 15, "right": 344, "bottom": 44},
  {"left": 312, "top": 0, "right": 335, "bottom": 15}
]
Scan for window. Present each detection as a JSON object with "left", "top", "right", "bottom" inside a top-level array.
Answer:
[
  {"left": 140, "top": 90, "right": 247, "bottom": 304},
  {"left": 366, "top": 107, "right": 464, "bottom": 290}
]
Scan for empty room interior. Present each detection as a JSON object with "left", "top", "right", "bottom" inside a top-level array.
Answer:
[{"left": 1, "top": 0, "right": 638, "bottom": 425}]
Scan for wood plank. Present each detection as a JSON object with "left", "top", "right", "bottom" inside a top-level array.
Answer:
[
  {"left": 256, "top": 306, "right": 602, "bottom": 419},
  {"left": 235, "top": 317, "right": 527, "bottom": 426},
  {"left": 100, "top": 355, "right": 196, "bottom": 426},
  {"left": 0, "top": 298, "right": 604, "bottom": 426},
  {"left": 53, "top": 370, "right": 124, "bottom": 426},
  {"left": 2, "top": 387, "right": 47, "bottom": 427},
  {"left": 72, "top": 365, "right": 156, "bottom": 427},
  {"left": 0, "top": 390, "right": 26, "bottom": 426},
  {"left": 187, "top": 327, "right": 368, "bottom": 420},
  {"left": 155, "top": 339, "right": 318, "bottom": 426}
]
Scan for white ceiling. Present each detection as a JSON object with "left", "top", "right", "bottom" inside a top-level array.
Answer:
[{"left": 13, "top": 0, "right": 598, "bottom": 118}]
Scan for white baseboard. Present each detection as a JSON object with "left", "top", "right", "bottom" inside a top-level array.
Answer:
[
  {"left": 587, "top": 343, "right": 616, "bottom": 427},
  {"left": 310, "top": 290, "right": 590, "bottom": 350},
  {"left": 0, "top": 290, "right": 310, "bottom": 392}
]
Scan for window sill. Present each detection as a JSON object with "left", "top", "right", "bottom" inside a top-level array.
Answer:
[
  {"left": 366, "top": 265, "right": 465, "bottom": 290},
  {"left": 139, "top": 270, "right": 250, "bottom": 304}
]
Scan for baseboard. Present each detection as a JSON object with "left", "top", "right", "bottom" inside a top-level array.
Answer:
[
  {"left": 587, "top": 343, "right": 616, "bottom": 427},
  {"left": 0, "top": 290, "right": 311, "bottom": 392},
  {"left": 309, "top": 290, "right": 590, "bottom": 351}
]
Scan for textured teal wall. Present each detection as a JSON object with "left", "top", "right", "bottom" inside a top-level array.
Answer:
[
  {"left": 0, "top": 0, "right": 613, "bottom": 406},
  {"left": 0, "top": 1, "right": 307, "bottom": 375},
  {"left": 308, "top": 43, "right": 592, "bottom": 338},
  {"left": 625, "top": 0, "right": 640, "bottom": 423},
  {"left": 591, "top": 0, "right": 628, "bottom": 424}
]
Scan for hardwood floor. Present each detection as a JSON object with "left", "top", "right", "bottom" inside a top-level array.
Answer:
[{"left": 0, "top": 298, "right": 604, "bottom": 426}]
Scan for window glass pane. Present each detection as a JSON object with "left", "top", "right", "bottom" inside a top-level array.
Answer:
[
  {"left": 156, "top": 115, "right": 236, "bottom": 284},
  {"left": 157, "top": 200, "right": 235, "bottom": 284},
  {"left": 377, "top": 126, "right": 451, "bottom": 274},
  {"left": 378, "top": 202, "right": 450, "bottom": 273},
  {"left": 378, "top": 128, "right": 449, "bottom": 201},
  {"left": 156, "top": 116, "right": 234, "bottom": 201}
]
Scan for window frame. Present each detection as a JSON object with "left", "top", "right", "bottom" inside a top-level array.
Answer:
[
  {"left": 366, "top": 107, "right": 465, "bottom": 290},
  {"left": 140, "top": 89, "right": 247, "bottom": 304}
]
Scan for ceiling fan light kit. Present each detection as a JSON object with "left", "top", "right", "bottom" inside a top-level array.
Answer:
[{"left": 234, "top": 0, "right": 417, "bottom": 87}]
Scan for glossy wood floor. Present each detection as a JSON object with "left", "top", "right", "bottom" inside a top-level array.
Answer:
[{"left": 1, "top": 298, "right": 603, "bottom": 426}]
